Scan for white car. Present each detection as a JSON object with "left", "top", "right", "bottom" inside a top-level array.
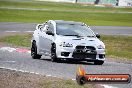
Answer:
[{"left": 31, "top": 20, "right": 105, "bottom": 65}]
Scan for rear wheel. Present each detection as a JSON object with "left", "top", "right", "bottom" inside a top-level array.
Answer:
[
  {"left": 31, "top": 41, "right": 42, "bottom": 59},
  {"left": 51, "top": 44, "right": 59, "bottom": 62},
  {"left": 94, "top": 60, "right": 104, "bottom": 65}
]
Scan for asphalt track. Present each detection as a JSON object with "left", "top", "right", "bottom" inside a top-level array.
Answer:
[
  {"left": 0, "top": 22, "right": 132, "bottom": 88},
  {"left": 0, "top": 46, "right": 131, "bottom": 88},
  {"left": 0, "top": 22, "right": 132, "bottom": 36}
]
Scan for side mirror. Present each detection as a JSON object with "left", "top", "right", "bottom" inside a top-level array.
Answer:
[
  {"left": 96, "top": 33, "right": 100, "bottom": 38},
  {"left": 45, "top": 25, "right": 49, "bottom": 30},
  {"left": 36, "top": 24, "right": 43, "bottom": 30},
  {"left": 46, "top": 31, "right": 54, "bottom": 36}
]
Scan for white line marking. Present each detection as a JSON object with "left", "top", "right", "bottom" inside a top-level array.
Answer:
[
  {"left": 95, "top": 5, "right": 105, "bottom": 7},
  {"left": 101, "top": 84, "right": 118, "bottom": 88},
  {"left": 0, "top": 67, "right": 118, "bottom": 88},
  {"left": 18, "top": 70, "right": 25, "bottom": 72},
  {"left": 5, "top": 31, "right": 33, "bottom": 33},
  {"left": 72, "top": 79, "right": 76, "bottom": 81},
  {"left": 24, "top": 31, "right": 34, "bottom": 33},
  {"left": 0, "top": 7, "right": 50, "bottom": 11},
  {"left": 0, "top": 61, "right": 16, "bottom": 63},
  {"left": 35, "top": 73, "right": 39, "bottom": 75},
  {"left": 8, "top": 68, "right": 17, "bottom": 71},
  {"left": 24, "top": 70, "right": 30, "bottom": 73},
  {"left": 46, "top": 75, "right": 52, "bottom": 77},
  {"left": 5, "top": 31, "right": 20, "bottom": 33},
  {"left": 0, "top": 67, "right": 6, "bottom": 69},
  {"left": 28, "top": 51, "right": 31, "bottom": 54},
  {"left": 0, "top": 47, "right": 31, "bottom": 54},
  {"left": 0, "top": 47, "right": 16, "bottom": 52},
  {"left": 52, "top": 76, "right": 58, "bottom": 78},
  {"left": 30, "top": 72, "right": 35, "bottom": 74},
  {"left": 0, "top": 7, "right": 132, "bottom": 14}
]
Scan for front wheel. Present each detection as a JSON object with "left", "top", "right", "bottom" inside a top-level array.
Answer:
[
  {"left": 31, "top": 41, "right": 42, "bottom": 59},
  {"left": 94, "top": 60, "right": 104, "bottom": 65},
  {"left": 51, "top": 44, "right": 59, "bottom": 62}
]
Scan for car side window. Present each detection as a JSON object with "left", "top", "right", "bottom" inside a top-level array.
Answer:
[
  {"left": 39, "top": 26, "right": 44, "bottom": 32},
  {"left": 41, "top": 22, "right": 49, "bottom": 33},
  {"left": 44, "top": 22, "right": 54, "bottom": 33},
  {"left": 48, "top": 23, "right": 54, "bottom": 33},
  {"left": 36, "top": 24, "right": 43, "bottom": 31}
]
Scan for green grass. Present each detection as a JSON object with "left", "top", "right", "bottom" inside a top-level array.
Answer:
[
  {"left": 0, "top": 34, "right": 132, "bottom": 60},
  {"left": 0, "top": 0, "right": 132, "bottom": 26},
  {"left": 0, "top": 9, "right": 132, "bottom": 26},
  {"left": 0, "top": 34, "right": 32, "bottom": 47},
  {"left": 39, "top": 78, "right": 93, "bottom": 88},
  {"left": 0, "top": 0, "right": 132, "bottom": 12},
  {"left": 0, "top": 68, "right": 93, "bottom": 88},
  {"left": 101, "top": 35, "right": 132, "bottom": 60}
]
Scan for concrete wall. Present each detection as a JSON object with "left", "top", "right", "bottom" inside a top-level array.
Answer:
[
  {"left": 78, "top": 0, "right": 96, "bottom": 4},
  {"left": 78, "top": 0, "right": 117, "bottom": 5},
  {"left": 118, "top": 0, "right": 132, "bottom": 6},
  {"left": 37, "top": 0, "right": 76, "bottom": 3},
  {"left": 99, "top": 0, "right": 117, "bottom": 5},
  {"left": 37, "top": 0, "right": 132, "bottom": 6}
]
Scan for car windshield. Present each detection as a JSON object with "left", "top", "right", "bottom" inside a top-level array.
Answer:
[{"left": 56, "top": 23, "right": 95, "bottom": 37}]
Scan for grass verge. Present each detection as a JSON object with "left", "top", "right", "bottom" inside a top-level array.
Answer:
[
  {"left": 0, "top": 9, "right": 132, "bottom": 26},
  {"left": 0, "top": 0, "right": 132, "bottom": 26},
  {"left": 0, "top": 34, "right": 32, "bottom": 47},
  {"left": 0, "top": 34, "right": 131, "bottom": 61},
  {"left": 101, "top": 35, "right": 132, "bottom": 60},
  {"left": 0, "top": 0, "right": 132, "bottom": 12},
  {"left": 0, "top": 68, "right": 93, "bottom": 88}
]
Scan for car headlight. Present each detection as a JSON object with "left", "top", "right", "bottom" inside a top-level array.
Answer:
[
  {"left": 97, "top": 45, "right": 105, "bottom": 49},
  {"left": 60, "top": 42, "right": 73, "bottom": 47}
]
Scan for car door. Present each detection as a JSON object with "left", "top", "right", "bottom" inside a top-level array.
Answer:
[{"left": 39, "top": 22, "right": 54, "bottom": 55}]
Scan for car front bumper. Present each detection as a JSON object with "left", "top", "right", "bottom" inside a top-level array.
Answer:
[{"left": 56, "top": 46, "right": 105, "bottom": 61}]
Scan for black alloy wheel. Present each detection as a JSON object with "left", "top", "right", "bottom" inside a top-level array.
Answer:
[
  {"left": 51, "top": 44, "right": 59, "bottom": 62},
  {"left": 31, "top": 41, "right": 42, "bottom": 59}
]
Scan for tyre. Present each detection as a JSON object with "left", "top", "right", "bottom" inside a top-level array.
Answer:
[
  {"left": 94, "top": 60, "right": 104, "bottom": 65},
  {"left": 76, "top": 75, "right": 86, "bottom": 85},
  {"left": 51, "top": 44, "right": 59, "bottom": 62},
  {"left": 31, "top": 41, "right": 42, "bottom": 59}
]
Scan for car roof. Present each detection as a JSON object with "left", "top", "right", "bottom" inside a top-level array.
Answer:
[{"left": 54, "top": 20, "right": 84, "bottom": 25}]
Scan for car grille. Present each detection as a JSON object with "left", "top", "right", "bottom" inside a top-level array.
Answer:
[
  {"left": 72, "top": 46, "right": 96, "bottom": 59},
  {"left": 76, "top": 46, "right": 96, "bottom": 50}
]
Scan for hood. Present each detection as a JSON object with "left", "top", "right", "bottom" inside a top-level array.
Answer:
[{"left": 56, "top": 35, "right": 104, "bottom": 47}]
